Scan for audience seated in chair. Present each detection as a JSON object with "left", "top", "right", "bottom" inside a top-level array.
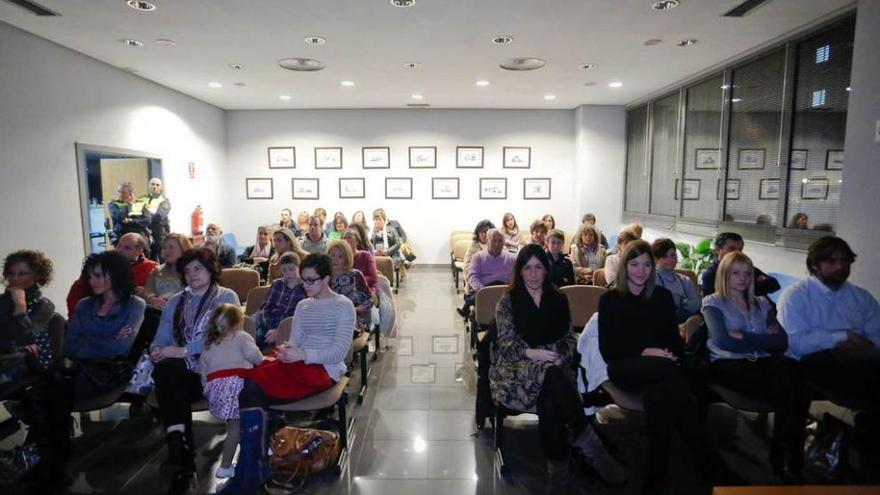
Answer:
[
  {"left": 328, "top": 212, "right": 348, "bottom": 240},
  {"left": 501, "top": 212, "right": 524, "bottom": 252},
  {"left": 581, "top": 213, "right": 609, "bottom": 249},
  {"left": 143, "top": 233, "right": 192, "bottom": 311},
  {"left": 570, "top": 224, "right": 605, "bottom": 285},
  {"left": 301, "top": 215, "right": 330, "bottom": 255},
  {"left": 602, "top": 228, "right": 638, "bottom": 285},
  {"left": 220, "top": 253, "right": 355, "bottom": 494},
  {"left": 328, "top": 240, "right": 372, "bottom": 332},
  {"left": 343, "top": 227, "right": 379, "bottom": 296},
  {"left": 599, "top": 240, "right": 717, "bottom": 494},
  {"left": 267, "top": 228, "right": 309, "bottom": 282},
  {"left": 252, "top": 252, "right": 305, "bottom": 349},
  {"left": 148, "top": 248, "right": 240, "bottom": 488},
  {"left": 462, "top": 220, "right": 494, "bottom": 292},
  {"left": 203, "top": 223, "right": 238, "bottom": 269},
  {"left": 703, "top": 252, "right": 807, "bottom": 481},
  {"left": 239, "top": 225, "right": 273, "bottom": 266},
  {"left": 490, "top": 244, "right": 624, "bottom": 488},
  {"left": 700, "top": 232, "right": 780, "bottom": 297},
  {"left": 652, "top": 238, "right": 701, "bottom": 323},
  {"left": 529, "top": 219, "right": 548, "bottom": 249},
  {"left": 370, "top": 209, "right": 402, "bottom": 263},
  {"left": 777, "top": 236, "right": 880, "bottom": 478},
  {"left": 457, "top": 229, "right": 514, "bottom": 318},
  {"left": 54, "top": 251, "right": 146, "bottom": 468},
  {"left": 545, "top": 229, "right": 575, "bottom": 287},
  {"left": 278, "top": 208, "right": 296, "bottom": 233}
]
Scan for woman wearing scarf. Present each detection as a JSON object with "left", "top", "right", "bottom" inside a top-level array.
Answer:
[
  {"left": 489, "top": 244, "right": 625, "bottom": 489},
  {"left": 149, "top": 248, "right": 239, "bottom": 481}
]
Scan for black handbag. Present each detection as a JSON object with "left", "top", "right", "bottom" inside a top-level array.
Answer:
[{"left": 66, "top": 357, "right": 133, "bottom": 390}]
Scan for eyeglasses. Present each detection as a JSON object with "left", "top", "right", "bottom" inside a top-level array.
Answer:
[{"left": 301, "top": 276, "right": 323, "bottom": 286}]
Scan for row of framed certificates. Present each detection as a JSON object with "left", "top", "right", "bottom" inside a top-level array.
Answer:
[
  {"left": 266, "top": 146, "right": 533, "bottom": 170},
  {"left": 245, "top": 177, "right": 552, "bottom": 200},
  {"left": 694, "top": 148, "right": 844, "bottom": 171},
  {"left": 676, "top": 177, "right": 833, "bottom": 201}
]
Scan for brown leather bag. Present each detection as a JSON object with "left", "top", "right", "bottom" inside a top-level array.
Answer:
[{"left": 269, "top": 426, "right": 340, "bottom": 483}]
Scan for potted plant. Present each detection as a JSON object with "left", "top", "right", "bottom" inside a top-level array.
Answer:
[{"left": 675, "top": 238, "right": 715, "bottom": 276}]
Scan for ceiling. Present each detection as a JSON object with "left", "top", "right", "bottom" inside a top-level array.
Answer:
[{"left": 0, "top": 0, "right": 856, "bottom": 110}]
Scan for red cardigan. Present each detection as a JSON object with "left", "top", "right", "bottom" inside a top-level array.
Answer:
[{"left": 353, "top": 250, "right": 378, "bottom": 295}]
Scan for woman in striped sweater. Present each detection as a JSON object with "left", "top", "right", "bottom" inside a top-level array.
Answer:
[{"left": 219, "top": 253, "right": 355, "bottom": 494}]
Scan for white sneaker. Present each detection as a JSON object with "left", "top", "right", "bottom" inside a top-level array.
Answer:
[{"left": 215, "top": 465, "right": 235, "bottom": 479}]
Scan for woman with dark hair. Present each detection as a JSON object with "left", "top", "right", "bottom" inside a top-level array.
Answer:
[
  {"left": 542, "top": 214, "right": 556, "bottom": 233},
  {"left": 599, "top": 240, "right": 714, "bottom": 493},
  {"left": 1, "top": 250, "right": 56, "bottom": 375},
  {"left": 651, "top": 238, "right": 700, "bottom": 323},
  {"left": 351, "top": 210, "right": 368, "bottom": 229},
  {"left": 462, "top": 220, "right": 494, "bottom": 289},
  {"left": 148, "top": 248, "right": 240, "bottom": 481},
  {"left": 501, "top": 212, "right": 523, "bottom": 251},
  {"left": 328, "top": 212, "right": 348, "bottom": 240},
  {"left": 570, "top": 224, "right": 605, "bottom": 285},
  {"left": 219, "top": 254, "right": 355, "bottom": 493},
  {"left": 490, "top": 244, "right": 624, "bottom": 488},
  {"left": 343, "top": 227, "right": 378, "bottom": 294}
]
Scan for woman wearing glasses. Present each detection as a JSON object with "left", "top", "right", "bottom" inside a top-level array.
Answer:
[{"left": 218, "top": 253, "right": 355, "bottom": 494}]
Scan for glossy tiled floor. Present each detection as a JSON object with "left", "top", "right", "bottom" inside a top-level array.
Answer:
[{"left": 3, "top": 266, "right": 840, "bottom": 494}]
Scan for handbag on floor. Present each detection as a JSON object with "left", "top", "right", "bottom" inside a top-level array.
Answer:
[{"left": 269, "top": 426, "right": 340, "bottom": 484}]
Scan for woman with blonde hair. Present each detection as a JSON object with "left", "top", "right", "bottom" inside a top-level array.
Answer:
[
  {"left": 603, "top": 228, "right": 639, "bottom": 284},
  {"left": 599, "top": 240, "right": 715, "bottom": 492},
  {"left": 199, "top": 304, "right": 264, "bottom": 479},
  {"left": 241, "top": 226, "right": 273, "bottom": 264},
  {"left": 703, "top": 252, "right": 805, "bottom": 480},
  {"left": 267, "top": 228, "right": 309, "bottom": 281},
  {"left": 501, "top": 212, "right": 523, "bottom": 251},
  {"left": 327, "top": 240, "right": 372, "bottom": 331},
  {"left": 570, "top": 224, "right": 605, "bottom": 285}
]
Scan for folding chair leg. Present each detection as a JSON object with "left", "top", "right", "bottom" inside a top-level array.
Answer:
[
  {"left": 494, "top": 409, "right": 508, "bottom": 475},
  {"left": 393, "top": 266, "right": 400, "bottom": 293},
  {"left": 372, "top": 329, "right": 381, "bottom": 361},
  {"left": 337, "top": 394, "right": 349, "bottom": 450},
  {"left": 357, "top": 347, "right": 369, "bottom": 405}
]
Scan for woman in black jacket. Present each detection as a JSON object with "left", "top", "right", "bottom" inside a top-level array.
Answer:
[{"left": 598, "top": 240, "right": 714, "bottom": 494}]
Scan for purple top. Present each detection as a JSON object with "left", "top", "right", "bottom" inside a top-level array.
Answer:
[{"left": 467, "top": 249, "right": 516, "bottom": 291}]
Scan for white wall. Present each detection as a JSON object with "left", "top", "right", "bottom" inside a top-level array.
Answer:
[
  {"left": 224, "top": 109, "right": 581, "bottom": 264},
  {"left": 839, "top": 0, "right": 880, "bottom": 297},
  {"left": 0, "top": 22, "right": 226, "bottom": 313},
  {"left": 574, "top": 105, "right": 627, "bottom": 233}
]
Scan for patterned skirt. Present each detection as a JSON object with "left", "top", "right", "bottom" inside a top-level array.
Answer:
[{"left": 203, "top": 376, "right": 244, "bottom": 420}]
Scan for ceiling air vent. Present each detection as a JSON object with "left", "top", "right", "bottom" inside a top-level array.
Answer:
[
  {"left": 3, "top": 0, "right": 59, "bottom": 15},
  {"left": 278, "top": 58, "right": 325, "bottom": 72},
  {"left": 500, "top": 57, "right": 546, "bottom": 71},
  {"left": 723, "top": 0, "right": 774, "bottom": 17}
]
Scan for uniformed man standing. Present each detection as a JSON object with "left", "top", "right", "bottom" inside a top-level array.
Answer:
[
  {"left": 108, "top": 181, "right": 151, "bottom": 246},
  {"left": 141, "top": 177, "right": 171, "bottom": 260}
]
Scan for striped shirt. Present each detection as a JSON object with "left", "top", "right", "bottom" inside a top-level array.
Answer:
[{"left": 289, "top": 293, "right": 356, "bottom": 381}]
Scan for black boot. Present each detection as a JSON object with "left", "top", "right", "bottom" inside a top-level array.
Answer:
[{"left": 163, "top": 431, "right": 195, "bottom": 474}]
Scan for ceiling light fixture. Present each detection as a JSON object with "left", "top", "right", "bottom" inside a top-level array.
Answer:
[
  {"left": 643, "top": 39, "right": 662, "bottom": 46},
  {"left": 126, "top": 1, "right": 156, "bottom": 11},
  {"left": 476, "top": 80, "right": 490, "bottom": 87},
  {"left": 304, "top": 36, "right": 326, "bottom": 46},
  {"left": 229, "top": 63, "right": 243, "bottom": 70},
  {"left": 155, "top": 38, "right": 176, "bottom": 47},
  {"left": 404, "top": 62, "right": 422, "bottom": 69},
  {"left": 846, "top": 86, "right": 851, "bottom": 91},
  {"left": 544, "top": 94, "right": 557, "bottom": 101},
  {"left": 500, "top": 57, "right": 546, "bottom": 71},
  {"left": 390, "top": 0, "right": 415, "bottom": 7},
  {"left": 341, "top": 80, "right": 355, "bottom": 87},
  {"left": 580, "top": 63, "right": 598, "bottom": 70},
  {"left": 608, "top": 81, "right": 623, "bottom": 88},
  {"left": 279, "top": 95, "right": 292, "bottom": 101},
  {"left": 120, "top": 39, "right": 143, "bottom": 47},
  {"left": 208, "top": 82, "right": 223, "bottom": 88},
  {"left": 651, "top": 0, "right": 679, "bottom": 11},
  {"left": 411, "top": 94, "right": 423, "bottom": 100},
  {"left": 278, "top": 58, "right": 325, "bottom": 72},
  {"left": 677, "top": 39, "right": 698, "bottom": 47},
  {"left": 492, "top": 35, "right": 514, "bottom": 45},
  {"left": 732, "top": 98, "right": 742, "bottom": 102}
]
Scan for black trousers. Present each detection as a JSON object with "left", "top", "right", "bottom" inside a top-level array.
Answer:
[
  {"left": 152, "top": 359, "right": 203, "bottom": 433},
  {"left": 711, "top": 356, "right": 808, "bottom": 467},
  {"left": 608, "top": 356, "right": 712, "bottom": 486},
  {"left": 536, "top": 365, "right": 588, "bottom": 461},
  {"left": 801, "top": 347, "right": 880, "bottom": 411}
]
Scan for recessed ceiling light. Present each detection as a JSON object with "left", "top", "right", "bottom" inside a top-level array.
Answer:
[
  {"left": 500, "top": 57, "right": 546, "bottom": 71},
  {"left": 732, "top": 98, "right": 742, "bottom": 102},
  {"left": 403, "top": 62, "right": 422, "bottom": 69},
  {"left": 643, "top": 39, "right": 663, "bottom": 46},
  {"left": 720, "top": 84, "right": 730, "bottom": 89},
  {"left": 229, "top": 63, "right": 243, "bottom": 70},
  {"left": 544, "top": 94, "right": 557, "bottom": 101},
  {"left": 341, "top": 80, "right": 355, "bottom": 87},
  {"left": 155, "top": 38, "right": 176, "bottom": 47},
  {"left": 120, "top": 39, "right": 143, "bottom": 47},
  {"left": 278, "top": 58, "right": 325, "bottom": 72},
  {"left": 492, "top": 35, "right": 514, "bottom": 45},
  {"left": 208, "top": 82, "right": 223, "bottom": 88},
  {"left": 279, "top": 95, "right": 292, "bottom": 101},
  {"left": 304, "top": 36, "right": 326, "bottom": 46},
  {"left": 677, "top": 39, "right": 698, "bottom": 47},
  {"left": 390, "top": 0, "right": 415, "bottom": 7},
  {"left": 583, "top": 82, "right": 597, "bottom": 87},
  {"left": 846, "top": 86, "right": 851, "bottom": 91},
  {"left": 652, "top": 0, "right": 679, "bottom": 11},
  {"left": 126, "top": 1, "right": 156, "bottom": 11},
  {"left": 476, "top": 80, "right": 490, "bottom": 87},
  {"left": 411, "top": 94, "right": 423, "bottom": 100},
  {"left": 580, "top": 63, "right": 598, "bottom": 70},
  {"left": 608, "top": 81, "right": 623, "bottom": 88}
]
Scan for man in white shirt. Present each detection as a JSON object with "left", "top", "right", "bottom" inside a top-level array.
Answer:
[{"left": 778, "top": 236, "right": 880, "bottom": 479}]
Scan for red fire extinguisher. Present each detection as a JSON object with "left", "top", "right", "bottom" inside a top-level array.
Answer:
[{"left": 191, "top": 205, "right": 203, "bottom": 235}]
